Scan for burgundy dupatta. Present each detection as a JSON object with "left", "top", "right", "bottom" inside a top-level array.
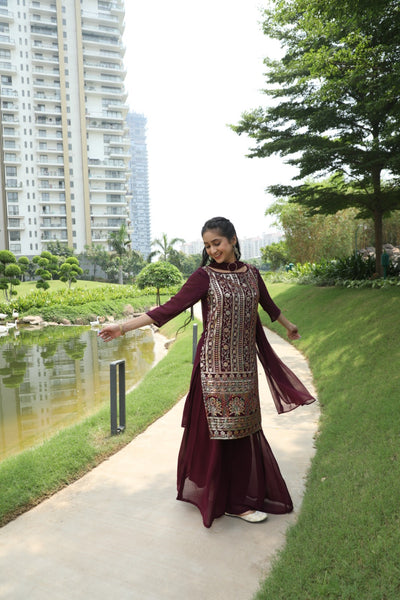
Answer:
[{"left": 255, "top": 316, "right": 316, "bottom": 413}]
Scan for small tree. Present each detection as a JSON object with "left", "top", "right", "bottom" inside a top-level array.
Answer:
[
  {"left": 59, "top": 257, "right": 83, "bottom": 289},
  {"left": 32, "top": 254, "right": 53, "bottom": 290},
  {"left": 0, "top": 250, "right": 21, "bottom": 301},
  {"left": 136, "top": 261, "right": 183, "bottom": 306},
  {"left": 17, "top": 256, "right": 30, "bottom": 281},
  {"left": 46, "top": 240, "right": 74, "bottom": 258},
  {"left": 261, "top": 241, "right": 289, "bottom": 271}
]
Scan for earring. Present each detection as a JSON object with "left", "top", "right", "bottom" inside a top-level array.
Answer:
[{"left": 233, "top": 245, "right": 239, "bottom": 259}]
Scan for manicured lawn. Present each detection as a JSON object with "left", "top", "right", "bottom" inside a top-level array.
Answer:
[
  {"left": 15, "top": 279, "right": 111, "bottom": 296},
  {"left": 256, "top": 283, "right": 400, "bottom": 600}
]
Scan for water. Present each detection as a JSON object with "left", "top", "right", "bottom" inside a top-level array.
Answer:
[{"left": 0, "top": 325, "right": 156, "bottom": 462}]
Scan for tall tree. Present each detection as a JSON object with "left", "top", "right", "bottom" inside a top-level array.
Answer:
[
  {"left": 151, "top": 233, "right": 185, "bottom": 262},
  {"left": 233, "top": 0, "right": 400, "bottom": 275},
  {"left": 108, "top": 224, "right": 131, "bottom": 285}
]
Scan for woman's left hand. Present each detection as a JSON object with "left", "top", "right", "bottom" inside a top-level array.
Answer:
[{"left": 287, "top": 323, "right": 301, "bottom": 340}]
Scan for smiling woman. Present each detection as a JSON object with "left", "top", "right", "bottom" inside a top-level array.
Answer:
[{"left": 99, "top": 216, "right": 315, "bottom": 527}]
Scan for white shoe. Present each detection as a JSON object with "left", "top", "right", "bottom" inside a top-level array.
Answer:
[{"left": 225, "top": 510, "right": 268, "bottom": 523}]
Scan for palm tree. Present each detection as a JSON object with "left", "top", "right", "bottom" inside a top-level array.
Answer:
[
  {"left": 108, "top": 224, "right": 131, "bottom": 284},
  {"left": 151, "top": 233, "right": 185, "bottom": 262}
]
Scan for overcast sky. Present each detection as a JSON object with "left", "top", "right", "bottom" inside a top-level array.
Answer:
[{"left": 123, "top": 1, "right": 296, "bottom": 244}]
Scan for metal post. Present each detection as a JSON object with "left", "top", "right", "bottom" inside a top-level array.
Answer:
[
  {"left": 192, "top": 323, "right": 198, "bottom": 363},
  {"left": 110, "top": 359, "right": 126, "bottom": 435}
]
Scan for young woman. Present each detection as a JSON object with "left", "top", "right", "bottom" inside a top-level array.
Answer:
[{"left": 99, "top": 216, "right": 315, "bottom": 527}]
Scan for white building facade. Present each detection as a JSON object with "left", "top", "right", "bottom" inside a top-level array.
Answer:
[{"left": 0, "top": 0, "right": 130, "bottom": 256}]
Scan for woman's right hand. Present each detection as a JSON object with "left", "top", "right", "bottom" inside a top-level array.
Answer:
[{"left": 98, "top": 323, "right": 122, "bottom": 342}]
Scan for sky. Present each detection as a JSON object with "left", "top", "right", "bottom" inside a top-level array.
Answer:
[{"left": 123, "top": 1, "right": 296, "bottom": 244}]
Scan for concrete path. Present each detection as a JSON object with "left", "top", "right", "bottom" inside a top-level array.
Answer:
[{"left": 0, "top": 328, "right": 319, "bottom": 600}]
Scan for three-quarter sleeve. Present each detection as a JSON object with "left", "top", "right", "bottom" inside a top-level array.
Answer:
[
  {"left": 146, "top": 267, "right": 209, "bottom": 327},
  {"left": 256, "top": 269, "right": 281, "bottom": 322}
]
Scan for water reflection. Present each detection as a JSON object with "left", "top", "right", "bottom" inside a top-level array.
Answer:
[{"left": 0, "top": 325, "right": 155, "bottom": 461}]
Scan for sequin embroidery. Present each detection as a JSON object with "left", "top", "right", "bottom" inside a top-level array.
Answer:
[{"left": 200, "top": 266, "right": 261, "bottom": 439}]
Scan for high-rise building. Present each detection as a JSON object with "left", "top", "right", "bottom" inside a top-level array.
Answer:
[
  {"left": 0, "top": 0, "right": 130, "bottom": 256},
  {"left": 127, "top": 111, "right": 151, "bottom": 259}
]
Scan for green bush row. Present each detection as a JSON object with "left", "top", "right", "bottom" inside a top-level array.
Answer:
[
  {"left": 265, "top": 254, "right": 400, "bottom": 287},
  {"left": 0, "top": 284, "right": 180, "bottom": 318}
]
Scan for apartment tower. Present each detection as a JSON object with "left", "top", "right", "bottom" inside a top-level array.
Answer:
[
  {"left": 0, "top": 0, "right": 129, "bottom": 256},
  {"left": 127, "top": 111, "right": 151, "bottom": 259}
]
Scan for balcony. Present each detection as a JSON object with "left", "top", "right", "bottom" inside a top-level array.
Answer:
[
  {"left": 0, "top": 87, "right": 18, "bottom": 97},
  {"left": 32, "top": 55, "right": 59, "bottom": 66},
  {"left": 88, "top": 158, "right": 125, "bottom": 168},
  {"left": 81, "top": 9, "right": 119, "bottom": 24},
  {"left": 2, "top": 115, "right": 18, "bottom": 123},
  {"left": 37, "top": 182, "right": 65, "bottom": 190},
  {"left": 0, "top": 35, "right": 15, "bottom": 48},
  {"left": 35, "top": 106, "right": 62, "bottom": 117},
  {"left": 38, "top": 169, "right": 64, "bottom": 178},
  {"left": 41, "top": 208, "right": 66, "bottom": 216},
  {"left": 1, "top": 102, "right": 18, "bottom": 112},
  {"left": 36, "top": 131, "right": 64, "bottom": 142},
  {"left": 0, "top": 60, "right": 16, "bottom": 73},
  {"left": 89, "top": 172, "right": 126, "bottom": 181},
  {"left": 40, "top": 219, "right": 67, "bottom": 229},
  {"left": 8, "top": 219, "right": 24, "bottom": 230},
  {"left": 29, "top": 3, "right": 57, "bottom": 15},
  {"left": 87, "top": 121, "right": 124, "bottom": 132},
  {"left": 5, "top": 179, "right": 22, "bottom": 190},
  {"left": 3, "top": 155, "right": 21, "bottom": 165},
  {"left": 33, "top": 91, "right": 61, "bottom": 102},
  {"left": 0, "top": 8, "right": 14, "bottom": 22},
  {"left": 30, "top": 26, "right": 58, "bottom": 40},
  {"left": 84, "top": 60, "right": 124, "bottom": 74},
  {"left": 33, "top": 80, "right": 61, "bottom": 91},
  {"left": 35, "top": 117, "right": 62, "bottom": 127}
]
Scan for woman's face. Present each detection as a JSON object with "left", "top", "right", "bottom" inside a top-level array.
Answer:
[{"left": 203, "top": 229, "right": 236, "bottom": 264}]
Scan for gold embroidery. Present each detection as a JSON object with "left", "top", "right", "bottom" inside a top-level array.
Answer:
[{"left": 201, "top": 267, "right": 261, "bottom": 440}]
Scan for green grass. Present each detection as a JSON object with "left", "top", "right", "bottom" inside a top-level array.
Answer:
[
  {"left": 256, "top": 284, "right": 400, "bottom": 600},
  {"left": 16, "top": 279, "right": 111, "bottom": 296},
  {"left": 0, "top": 312, "right": 197, "bottom": 526}
]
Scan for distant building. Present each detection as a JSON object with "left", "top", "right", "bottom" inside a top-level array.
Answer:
[
  {"left": 240, "top": 232, "right": 283, "bottom": 260},
  {"left": 0, "top": 0, "right": 130, "bottom": 256},
  {"left": 180, "top": 232, "right": 283, "bottom": 261},
  {"left": 127, "top": 112, "right": 151, "bottom": 259},
  {"left": 180, "top": 239, "right": 204, "bottom": 256}
]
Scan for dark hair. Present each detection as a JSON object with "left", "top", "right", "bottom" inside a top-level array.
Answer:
[{"left": 200, "top": 216, "right": 241, "bottom": 266}]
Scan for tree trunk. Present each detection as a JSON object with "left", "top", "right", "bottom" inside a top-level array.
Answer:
[
  {"left": 118, "top": 260, "right": 123, "bottom": 285},
  {"left": 374, "top": 210, "right": 383, "bottom": 277}
]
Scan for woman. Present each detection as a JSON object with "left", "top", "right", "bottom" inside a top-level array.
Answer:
[{"left": 99, "top": 217, "right": 315, "bottom": 527}]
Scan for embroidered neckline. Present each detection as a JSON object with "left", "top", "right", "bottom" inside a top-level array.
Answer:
[{"left": 208, "top": 260, "right": 245, "bottom": 272}]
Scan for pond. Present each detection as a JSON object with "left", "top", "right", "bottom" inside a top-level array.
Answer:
[{"left": 0, "top": 324, "right": 157, "bottom": 462}]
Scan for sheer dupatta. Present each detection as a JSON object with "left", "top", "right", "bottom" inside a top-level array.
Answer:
[{"left": 255, "top": 316, "right": 316, "bottom": 414}]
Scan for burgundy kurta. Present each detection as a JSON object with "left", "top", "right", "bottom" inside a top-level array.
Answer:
[{"left": 147, "top": 265, "right": 315, "bottom": 528}]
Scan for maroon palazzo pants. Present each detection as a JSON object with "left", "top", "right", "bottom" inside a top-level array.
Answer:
[{"left": 176, "top": 357, "right": 293, "bottom": 528}]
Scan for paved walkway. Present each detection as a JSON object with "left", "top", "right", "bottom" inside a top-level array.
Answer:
[{"left": 0, "top": 327, "right": 319, "bottom": 600}]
